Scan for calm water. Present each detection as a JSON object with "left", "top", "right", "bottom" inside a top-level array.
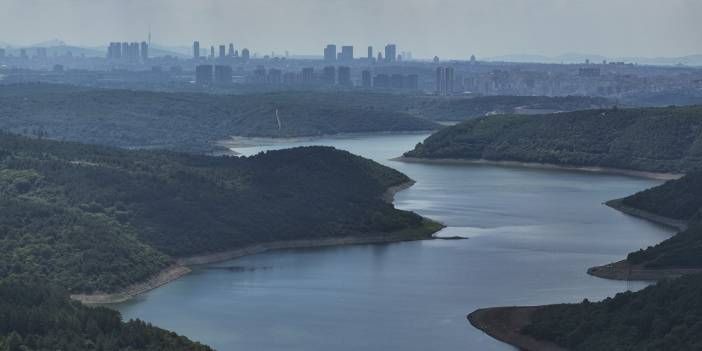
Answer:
[{"left": 115, "top": 133, "right": 673, "bottom": 351}]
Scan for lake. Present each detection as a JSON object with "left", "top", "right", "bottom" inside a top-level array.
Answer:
[{"left": 114, "top": 133, "right": 673, "bottom": 351}]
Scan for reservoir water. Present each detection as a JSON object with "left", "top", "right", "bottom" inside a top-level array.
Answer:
[{"left": 115, "top": 133, "right": 673, "bottom": 351}]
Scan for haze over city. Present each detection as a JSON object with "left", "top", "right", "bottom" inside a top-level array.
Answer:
[
  {"left": 2, "top": 2, "right": 702, "bottom": 351},
  {"left": 2, "top": 0, "right": 701, "bottom": 59}
]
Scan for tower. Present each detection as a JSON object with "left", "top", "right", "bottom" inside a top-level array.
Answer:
[{"left": 193, "top": 41, "right": 200, "bottom": 59}]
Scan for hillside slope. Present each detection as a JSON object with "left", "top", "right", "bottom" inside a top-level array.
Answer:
[
  {"left": 0, "top": 283, "right": 212, "bottom": 351},
  {"left": 0, "top": 131, "right": 439, "bottom": 294},
  {"left": 405, "top": 106, "right": 702, "bottom": 174},
  {"left": 0, "top": 84, "right": 439, "bottom": 153}
]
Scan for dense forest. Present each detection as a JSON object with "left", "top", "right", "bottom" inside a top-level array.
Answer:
[
  {"left": 523, "top": 273, "right": 702, "bottom": 351},
  {"left": 620, "top": 171, "right": 702, "bottom": 222},
  {"left": 0, "top": 83, "right": 608, "bottom": 153},
  {"left": 609, "top": 171, "right": 702, "bottom": 268},
  {"left": 0, "top": 283, "right": 212, "bottom": 351},
  {"left": 405, "top": 105, "right": 702, "bottom": 173},
  {"left": 0, "top": 131, "right": 439, "bottom": 293}
]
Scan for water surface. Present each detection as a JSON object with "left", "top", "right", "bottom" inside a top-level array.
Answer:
[{"left": 115, "top": 133, "right": 672, "bottom": 351}]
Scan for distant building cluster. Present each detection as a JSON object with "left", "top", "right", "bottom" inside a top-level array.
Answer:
[
  {"left": 107, "top": 42, "right": 148, "bottom": 62},
  {"left": 2, "top": 38, "right": 700, "bottom": 100}
]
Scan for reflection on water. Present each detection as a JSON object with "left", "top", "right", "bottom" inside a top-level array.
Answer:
[{"left": 115, "top": 133, "right": 673, "bottom": 351}]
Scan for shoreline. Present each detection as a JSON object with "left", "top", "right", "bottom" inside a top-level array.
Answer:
[
  {"left": 585, "top": 199, "right": 692, "bottom": 281},
  {"left": 605, "top": 199, "right": 688, "bottom": 231},
  {"left": 71, "top": 265, "right": 192, "bottom": 304},
  {"left": 71, "top": 181, "right": 443, "bottom": 304},
  {"left": 468, "top": 307, "right": 568, "bottom": 351},
  {"left": 73, "top": 231, "right": 440, "bottom": 304},
  {"left": 216, "top": 130, "right": 435, "bottom": 155},
  {"left": 394, "top": 157, "right": 683, "bottom": 180},
  {"left": 587, "top": 259, "right": 702, "bottom": 281}
]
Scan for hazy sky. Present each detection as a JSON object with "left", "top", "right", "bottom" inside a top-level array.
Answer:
[{"left": 1, "top": 0, "right": 701, "bottom": 59}]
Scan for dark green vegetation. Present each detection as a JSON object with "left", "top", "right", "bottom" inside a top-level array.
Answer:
[
  {"left": 0, "top": 131, "right": 434, "bottom": 294},
  {"left": 523, "top": 273, "right": 702, "bottom": 351},
  {"left": 0, "top": 84, "right": 609, "bottom": 153},
  {"left": 620, "top": 171, "right": 702, "bottom": 222},
  {"left": 614, "top": 171, "right": 702, "bottom": 268},
  {"left": 0, "top": 283, "right": 212, "bottom": 351},
  {"left": 405, "top": 106, "right": 702, "bottom": 174}
]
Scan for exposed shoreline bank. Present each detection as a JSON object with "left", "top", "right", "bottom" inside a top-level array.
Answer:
[
  {"left": 71, "top": 265, "right": 192, "bottom": 304},
  {"left": 73, "top": 230, "right": 440, "bottom": 304},
  {"left": 587, "top": 259, "right": 702, "bottom": 281},
  {"left": 584, "top": 199, "right": 692, "bottom": 281},
  {"left": 394, "top": 157, "right": 683, "bottom": 180},
  {"left": 72, "top": 181, "right": 443, "bottom": 304},
  {"left": 605, "top": 199, "right": 688, "bottom": 231},
  {"left": 468, "top": 306, "right": 568, "bottom": 351}
]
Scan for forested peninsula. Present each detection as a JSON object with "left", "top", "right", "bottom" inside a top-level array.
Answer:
[
  {"left": 0, "top": 131, "right": 441, "bottom": 299},
  {"left": 404, "top": 105, "right": 702, "bottom": 174}
]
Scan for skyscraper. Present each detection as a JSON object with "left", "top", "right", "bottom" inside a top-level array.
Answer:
[
  {"left": 436, "top": 66, "right": 455, "bottom": 95},
  {"left": 228, "top": 43, "right": 234, "bottom": 57},
  {"left": 195, "top": 65, "right": 213, "bottom": 84},
  {"left": 219, "top": 45, "right": 226, "bottom": 58},
  {"left": 340, "top": 46, "right": 353, "bottom": 62},
  {"left": 324, "top": 44, "right": 337, "bottom": 62},
  {"left": 214, "top": 65, "right": 233, "bottom": 84},
  {"left": 241, "top": 48, "right": 250, "bottom": 60},
  {"left": 193, "top": 41, "right": 200, "bottom": 59},
  {"left": 384, "top": 44, "right": 397, "bottom": 63},
  {"left": 367, "top": 46, "right": 373, "bottom": 60},
  {"left": 140, "top": 41, "right": 148, "bottom": 61},
  {"left": 338, "top": 66, "right": 352, "bottom": 86},
  {"left": 210, "top": 46, "right": 215, "bottom": 59}
]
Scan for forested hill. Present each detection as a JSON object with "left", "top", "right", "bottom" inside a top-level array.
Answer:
[
  {"left": 607, "top": 171, "right": 702, "bottom": 269},
  {"left": 523, "top": 272, "right": 702, "bottom": 351},
  {"left": 0, "top": 84, "right": 439, "bottom": 153},
  {"left": 0, "top": 283, "right": 212, "bottom": 351},
  {"left": 0, "top": 131, "right": 439, "bottom": 294},
  {"left": 405, "top": 106, "right": 702, "bottom": 174},
  {"left": 0, "top": 84, "right": 609, "bottom": 153}
]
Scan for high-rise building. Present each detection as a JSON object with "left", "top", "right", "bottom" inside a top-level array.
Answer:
[
  {"left": 301, "top": 67, "right": 314, "bottom": 83},
  {"left": 436, "top": 66, "right": 455, "bottom": 95},
  {"left": 377, "top": 52, "right": 383, "bottom": 62},
  {"left": 322, "top": 66, "right": 336, "bottom": 84},
  {"left": 210, "top": 46, "right": 215, "bottom": 59},
  {"left": 219, "top": 45, "right": 226, "bottom": 58},
  {"left": 324, "top": 44, "right": 337, "bottom": 62},
  {"left": 140, "top": 41, "right": 148, "bottom": 61},
  {"left": 338, "top": 66, "right": 352, "bottom": 86},
  {"left": 340, "top": 46, "right": 353, "bottom": 62},
  {"left": 361, "top": 70, "right": 372, "bottom": 89},
  {"left": 122, "top": 42, "right": 129, "bottom": 59},
  {"left": 193, "top": 41, "right": 200, "bottom": 59},
  {"left": 214, "top": 65, "right": 233, "bottom": 84},
  {"left": 228, "top": 43, "right": 234, "bottom": 57},
  {"left": 367, "top": 46, "right": 373, "bottom": 60},
  {"left": 107, "top": 42, "right": 122, "bottom": 59},
  {"left": 384, "top": 44, "right": 396, "bottom": 63},
  {"left": 195, "top": 65, "right": 213, "bottom": 84},
  {"left": 241, "top": 48, "right": 250, "bottom": 60}
]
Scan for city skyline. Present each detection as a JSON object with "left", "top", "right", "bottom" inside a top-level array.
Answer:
[{"left": 1, "top": 0, "right": 701, "bottom": 60}]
